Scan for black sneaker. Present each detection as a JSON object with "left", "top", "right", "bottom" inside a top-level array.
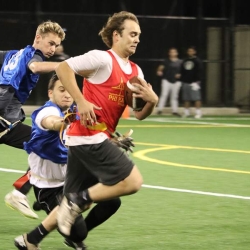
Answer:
[
  {"left": 64, "top": 238, "right": 87, "bottom": 250},
  {"left": 157, "top": 110, "right": 162, "bottom": 115}
]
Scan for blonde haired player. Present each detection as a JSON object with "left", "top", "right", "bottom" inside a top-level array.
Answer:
[{"left": 1, "top": 20, "right": 65, "bottom": 219}]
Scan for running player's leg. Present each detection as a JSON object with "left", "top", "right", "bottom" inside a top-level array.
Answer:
[
  {"left": 58, "top": 139, "right": 142, "bottom": 235},
  {"left": 3, "top": 123, "right": 38, "bottom": 219}
]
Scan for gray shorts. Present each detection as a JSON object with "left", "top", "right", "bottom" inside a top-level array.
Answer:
[
  {"left": 182, "top": 82, "right": 201, "bottom": 101},
  {"left": 64, "top": 139, "right": 134, "bottom": 194}
]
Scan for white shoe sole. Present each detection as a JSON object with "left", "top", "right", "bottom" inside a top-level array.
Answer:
[{"left": 5, "top": 193, "right": 38, "bottom": 219}]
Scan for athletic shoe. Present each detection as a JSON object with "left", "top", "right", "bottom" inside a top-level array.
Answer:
[
  {"left": 57, "top": 194, "right": 84, "bottom": 236},
  {"left": 157, "top": 110, "right": 162, "bottom": 115},
  {"left": 14, "top": 234, "right": 40, "bottom": 250},
  {"left": 5, "top": 192, "right": 38, "bottom": 219},
  {"left": 64, "top": 238, "right": 87, "bottom": 250},
  {"left": 194, "top": 114, "right": 202, "bottom": 119}
]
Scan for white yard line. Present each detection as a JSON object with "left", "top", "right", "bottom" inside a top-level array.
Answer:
[
  {"left": 128, "top": 117, "right": 250, "bottom": 127},
  {"left": 0, "top": 168, "right": 27, "bottom": 174},
  {"left": 142, "top": 184, "right": 250, "bottom": 200},
  {"left": 1, "top": 167, "right": 249, "bottom": 201}
]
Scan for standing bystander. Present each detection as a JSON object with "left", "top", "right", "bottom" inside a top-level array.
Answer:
[
  {"left": 156, "top": 47, "right": 182, "bottom": 116},
  {"left": 180, "top": 46, "right": 203, "bottom": 118}
]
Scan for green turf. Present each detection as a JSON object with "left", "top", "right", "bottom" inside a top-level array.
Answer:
[{"left": 1, "top": 115, "right": 250, "bottom": 249}]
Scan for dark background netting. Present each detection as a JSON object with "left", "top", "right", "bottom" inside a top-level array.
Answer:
[{"left": 0, "top": 12, "right": 229, "bottom": 105}]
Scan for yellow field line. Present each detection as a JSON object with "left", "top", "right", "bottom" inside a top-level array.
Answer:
[
  {"left": 135, "top": 142, "right": 250, "bottom": 154},
  {"left": 133, "top": 144, "right": 250, "bottom": 174}
]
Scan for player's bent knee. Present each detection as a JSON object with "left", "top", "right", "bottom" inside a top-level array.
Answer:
[
  {"left": 129, "top": 180, "right": 142, "bottom": 194},
  {"left": 126, "top": 166, "right": 143, "bottom": 194}
]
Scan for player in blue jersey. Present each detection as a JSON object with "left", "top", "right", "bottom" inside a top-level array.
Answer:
[
  {"left": 1, "top": 20, "right": 65, "bottom": 219},
  {"left": 14, "top": 74, "right": 121, "bottom": 250}
]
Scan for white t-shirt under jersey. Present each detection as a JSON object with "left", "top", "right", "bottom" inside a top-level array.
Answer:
[
  {"left": 65, "top": 49, "right": 144, "bottom": 146},
  {"left": 29, "top": 106, "right": 67, "bottom": 188}
]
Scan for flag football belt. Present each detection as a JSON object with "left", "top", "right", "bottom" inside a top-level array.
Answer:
[
  {"left": 0, "top": 116, "right": 21, "bottom": 138},
  {"left": 30, "top": 171, "right": 65, "bottom": 183},
  {"left": 59, "top": 112, "right": 108, "bottom": 146}
]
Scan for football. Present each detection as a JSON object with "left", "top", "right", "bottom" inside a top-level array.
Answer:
[{"left": 124, "top": 76, "right": 147, "bottom": 111}]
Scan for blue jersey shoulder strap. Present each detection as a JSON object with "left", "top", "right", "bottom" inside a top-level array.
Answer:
[{"left": 0, "top": 45, "right": 45, "bottom": 103}]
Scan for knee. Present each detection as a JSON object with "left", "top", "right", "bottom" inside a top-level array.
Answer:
[
  {"left": 127, "top": 171, "right": 143, "bottom": 194},
  {"left": 131, "top": 176, "right": 143, "bottom": 193}
]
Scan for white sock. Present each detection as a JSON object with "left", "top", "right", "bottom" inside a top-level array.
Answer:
[
  {"left": 184, "top": 108, "right": 190, "bottom": 116},
  {"left": 12, "top": 189, "right": 26, "bottom": 198},
  {"left": 196, "top": 109, "right": 202, "bottom": 116}
]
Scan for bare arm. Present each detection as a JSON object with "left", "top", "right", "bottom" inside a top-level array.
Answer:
[
  {"left": 56, "top": 61, "right": 101, "bottom": 126},
  {"left": 41, "top": 115, "right": 65, "bottom": 131},
  {"left": 55, "top": 61, "right": 84, "bottom": 103},
  {"left": 156, "top": 64, "right": 164, "bottom": 76},
  {"left": 28, "top": 61, "right": 60, "bottom": 74}
]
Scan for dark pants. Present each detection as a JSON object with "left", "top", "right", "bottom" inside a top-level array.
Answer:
[
  {"left": 0, "top": 122, "right": 31, "bottom": 148},
  {"left": 0, "top": 85, "right": 31, "bottom": 193},
  {"left": 0, "top": 122, "right": 32, "bottom": 194}
]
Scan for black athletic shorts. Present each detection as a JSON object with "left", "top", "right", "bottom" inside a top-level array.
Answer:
[
  {"left": 64, "top": 138, "right": 135, "bottom": 194},
  {"left": 0, "top": 122, "right": 31, "bottom": 149},
  {"left": 33, "top": 185, "right": 63, "bottom": 214},
  {"left": 33, "top": 184, "right": 88, "bottom": 242}
]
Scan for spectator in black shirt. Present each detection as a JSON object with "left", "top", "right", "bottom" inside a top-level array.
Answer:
[{"left": 180, "top": 46, "right": 203, "bottom": 118}]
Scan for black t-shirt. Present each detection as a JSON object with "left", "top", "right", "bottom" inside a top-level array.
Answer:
[
  {"left": 180, "top": 56, "right": 203, "bottom": 83},
  {"left": 162, "top": 58, "right": 182, "bottom": 83}
]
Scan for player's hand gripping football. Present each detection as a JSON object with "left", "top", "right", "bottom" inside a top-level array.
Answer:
[
  {"left": 132, "top": 77, "right": 158, "bottom": 104},
  {"left": 110, "top": 129, "right": 135, "bottom": 153},
  {"left": 64, "top": 105, "right": 77, "bottom": 124}
]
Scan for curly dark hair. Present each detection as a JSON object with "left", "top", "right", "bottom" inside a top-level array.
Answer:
[{"left": 98, "top": 11, "right": 139, "bottom": 48}]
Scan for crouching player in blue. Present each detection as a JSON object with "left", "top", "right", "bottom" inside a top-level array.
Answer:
[{"left": 14, "top": 74, "right": 122, "bottom": 250}]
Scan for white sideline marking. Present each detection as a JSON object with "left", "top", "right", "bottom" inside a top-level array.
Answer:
[
  {"left": 128, "top": 117, "right": 250, "bottom": 127},
  {"left": 1, "top": 167, "right": 249, "bottom": 201},
  {"left": 142, "top": 184, "right": 250, "bottom": 200},
  {"left": 0, "top": 168, "right": 26, "bottom": 174}
]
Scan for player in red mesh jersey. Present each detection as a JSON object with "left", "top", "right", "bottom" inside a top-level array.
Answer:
[{"left": 55, "top": 11, "right": 158, "bottom": 237}]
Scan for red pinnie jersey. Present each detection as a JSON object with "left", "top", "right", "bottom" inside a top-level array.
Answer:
[{"left": 67, "top": 50, "right": 138, "bottom": 137}]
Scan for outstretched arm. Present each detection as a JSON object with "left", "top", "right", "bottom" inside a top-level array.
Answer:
[
  {"left": 28, "top": 61, "right": 59, "bottom": 74},
  {"left": 27, "top": 52, "right": 59, "bottom": 74}
]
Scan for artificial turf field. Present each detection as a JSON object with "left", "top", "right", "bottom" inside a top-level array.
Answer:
[{"left": 1, "top": 115, "right": 250, "bottom": 250}]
